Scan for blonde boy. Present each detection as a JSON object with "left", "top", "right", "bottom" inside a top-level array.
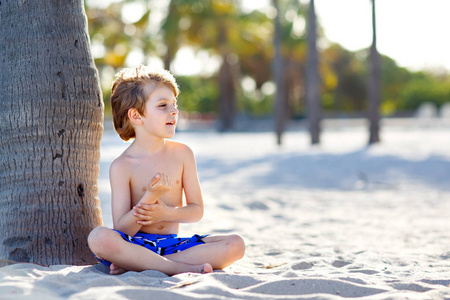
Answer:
[{"left": 88, "top": 66, "right": 245, "bottom": 275}]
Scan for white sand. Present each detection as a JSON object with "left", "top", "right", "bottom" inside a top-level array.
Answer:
[{"left": 1, "top": 118, "right": 450, "bottom": 299}]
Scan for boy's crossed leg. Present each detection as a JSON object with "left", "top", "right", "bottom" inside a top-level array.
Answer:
[
  {"left": 88, "top": 227, "right": 213, "bottom": 276},
  {"left": 88, "top": 227, "right": 245, "bottom": 275},
  {"left": 164, "top": 234, "right": 245, "bottom": 270}
]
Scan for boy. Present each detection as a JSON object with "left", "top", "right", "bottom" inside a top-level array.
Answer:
[{"left": 88, "top": 66, "right": 245, "bottom": 276}]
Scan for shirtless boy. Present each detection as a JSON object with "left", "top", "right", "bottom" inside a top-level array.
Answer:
[{"left": 88, "top": 66, "right": 245, "bottom": 275}]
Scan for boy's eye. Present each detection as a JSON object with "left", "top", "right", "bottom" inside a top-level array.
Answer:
[{"left": 158, "top": 101, "right": 177, "bottom": 108}]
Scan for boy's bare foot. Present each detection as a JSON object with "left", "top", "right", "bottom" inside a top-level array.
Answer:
[
  {"left": 110, "top": 263, "right": 127, "bottom": 275},
  {"left": 200, "top": 263, "right": 213, "bottom": 274}
]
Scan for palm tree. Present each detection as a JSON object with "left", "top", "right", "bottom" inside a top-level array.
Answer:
[
  {"left": 272, "top": 0, "right": 286, "bottom": 145},
  {"left": 306, "top": 0, "right": 321, "bottom": 144},
  {"left": 0, "top": 0, "right": 103, "bottom": 265},
  {"left": 161, "top": 0, "right": 181, "bottom": 70},
  {"left": 216, "top": 19, "right": 238, "bottom": 132},
  {"left": 368, "top": 0, "right": 381, "bottom": 144},
  {"left": 163, "top": 0, "right": 239, "bottom": 131}
]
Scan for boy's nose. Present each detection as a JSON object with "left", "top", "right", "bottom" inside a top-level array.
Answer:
[{"left": 171, "top": 106, "right": 178, "bottom": 115}]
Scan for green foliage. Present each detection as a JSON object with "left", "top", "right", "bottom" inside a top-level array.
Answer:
[
  {"left": 399, "top": 76, "right": 450, "bottom": 110},
  {"left": 176, "top": 76, "right": 218, "bottom": 113},
  {"left": 322, "top": 45, "right": 367, "bottom": 112},
  {"left": 240, "top": 93, "right": 274, "bottom": 117},
  {"left": 379, "top": 56, "right": 411, "bottom": 114},
  {"left": 321, "top": 44, "right": 450, "bottom": 116},
  {"left": 85, "top": 0, "right": 450, "bottom": 118}
]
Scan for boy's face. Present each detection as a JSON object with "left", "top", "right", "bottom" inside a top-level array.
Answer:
[{"left": 140, "top": 84, "right": 178, "bottom": 139}]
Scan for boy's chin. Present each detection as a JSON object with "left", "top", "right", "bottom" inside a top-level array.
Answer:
[{"left": 165, "top": 130, "right": 176, "bottom": 138}]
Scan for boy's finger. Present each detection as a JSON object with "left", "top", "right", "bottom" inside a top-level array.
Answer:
[
  {"left": 135, "top": 215, "right": 151, "bottom": 221},
  {"left": 137, "top": 220, "right": 152, "bottom": 225},
  {"left": 134, "top": 212, "right": 143, "bottom": 218},
  {"left": 133, "top": 207, "right": 146, "bottom": 214},
  {"left": 133, "top": 209, "right": 144, "bottom": 216},
  {"left": 151, "top": 173, "right": 161, "bottom": 186},
  {"left": 134, "top": 209, "right": 151, "bottom": 217},
  {"left": 136, "top": 204, "right": 153, "bottom": 211}
]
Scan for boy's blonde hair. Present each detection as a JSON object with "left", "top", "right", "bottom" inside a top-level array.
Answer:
[{"left": 111, "top": 65, "right": 179, "bottom": 141}]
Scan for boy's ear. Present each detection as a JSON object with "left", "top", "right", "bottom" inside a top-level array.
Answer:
[{"left": 128, "top": 108, "right": 143, "bottom": 125}]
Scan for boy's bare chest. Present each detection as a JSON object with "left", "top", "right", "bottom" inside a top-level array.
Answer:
[{"left": 128, "top": 157, "right": 183, "bottom": 205}]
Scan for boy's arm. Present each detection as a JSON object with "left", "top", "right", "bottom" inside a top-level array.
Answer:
[
  {"left": 110, "top": 159, "right": 142, "bottom": 236},
  {"left": 175, "top": 145, "right": 204, "bottom": 222},
  {"left": 134, "top": 145, "right": 203, "bottom": 225},
  {"left": 110, "top": 159, "right": 163, "bottom": 236}
]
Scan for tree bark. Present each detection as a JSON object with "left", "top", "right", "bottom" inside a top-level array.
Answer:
[
  {"left": 306, "top": 0, "right": 321, "bottom": 144},
  {"left": 0, "top": 0, "right": 103, "bottom": 265},
  {"left": 368, "top": 0, "right": 381, "bottom": 144},
  {"left": 218, "top": 24, "right": 236, "bottom": 132},
  {"left": 162, "top": 0, "right": 178, "bottom": 71},
  {"left": 272, "top": 0, "right": 286, "bottom": 145}
]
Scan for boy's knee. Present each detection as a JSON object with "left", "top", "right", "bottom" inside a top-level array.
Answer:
[
  {"left": 88, "top": 226, "right": 117, "bottom": 255},
  {"left": 226, "top": 234, "right": 245, "bottom": 259}
]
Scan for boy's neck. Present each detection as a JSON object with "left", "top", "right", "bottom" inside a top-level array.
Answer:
[{"left": 132, "top": 135, "right": 167, "bottom": 154}]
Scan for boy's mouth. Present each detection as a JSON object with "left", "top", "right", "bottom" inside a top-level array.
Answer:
[{"left": 166, "top": 121, "right": 176, "bottom": 126}]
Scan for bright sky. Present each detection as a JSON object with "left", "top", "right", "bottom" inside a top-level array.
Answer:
[
  {"left": 240, "top": 0, "right": 450, "bottom": 73},
  {"left": 315, "top": 0, "right": 450, "bottom": 72},
  {"left": 242, "top": 0, "right": 450, "bottom": 71}
]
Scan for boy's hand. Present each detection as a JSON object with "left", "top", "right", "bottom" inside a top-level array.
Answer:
[
  {"left": 142, "top": 172, "right": 171, "bottom": 203},
  {"left": 133, "top": 199, "right": 169, "bottom": 225}
]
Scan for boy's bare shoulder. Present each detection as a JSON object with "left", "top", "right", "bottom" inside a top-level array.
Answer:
[
  {"left": 166, "top": 140, "right": 195, "bottom": 157},
  {"left": 109, "top": 151, "right": 132, "bottom": 176}
]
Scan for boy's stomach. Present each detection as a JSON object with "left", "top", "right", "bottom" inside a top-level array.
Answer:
[{"left": 139, "top": 221, "right": 179, "bottom": 235}]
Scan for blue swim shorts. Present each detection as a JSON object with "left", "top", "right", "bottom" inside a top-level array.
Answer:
[{"left": 95, "top": 229, "right": 207, "bottom": 267}]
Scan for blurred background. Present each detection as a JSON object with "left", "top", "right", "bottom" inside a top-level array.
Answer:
[{"left": 85, "top": 0, "right": 450, "bottom": 138}]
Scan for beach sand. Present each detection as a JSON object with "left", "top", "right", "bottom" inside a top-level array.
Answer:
[{"left": 1, "top": 119, "right": 450, "bottom": 299}]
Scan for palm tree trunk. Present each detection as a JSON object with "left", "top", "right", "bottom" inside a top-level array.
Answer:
[
  {"left": 162, "top": 0, "right": 179, "bottom": 71},
  {"left": 306, "top": 0, "right": 321, "bottom": 144},
  {"left": 368, "top": 0, "right": 381, "bottom": 144},
  {"left": 272, "top": 0, "right": 286, "bottom": 145},
  {"left": 218, "top": 24, "right": 236, "bottom": 131},
  {"left": 0, "top": 0, "right": 103, "bottom": 265}
]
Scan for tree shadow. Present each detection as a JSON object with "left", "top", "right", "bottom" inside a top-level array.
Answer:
[{"left": 196, "top": 151, "right": 450, "bottom": 191}]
